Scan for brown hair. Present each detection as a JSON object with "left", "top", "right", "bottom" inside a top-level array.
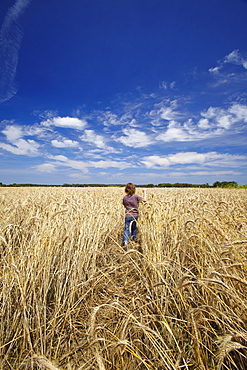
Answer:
[{"left": 125, "top": 183, "right": 136, "bottom": 195}]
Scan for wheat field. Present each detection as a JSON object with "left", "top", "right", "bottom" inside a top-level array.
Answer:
[{"left": 0, "top": 187, "right": 247, "bottom": 370}]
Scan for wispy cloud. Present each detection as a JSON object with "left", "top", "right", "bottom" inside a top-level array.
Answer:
[
  {"left": 150, "top": 99, "right": 184, "bottom": 122},
  {"left": 80, "top": 129, "right": 116, "bottom": 153},
  {"left": 100, "top": 111, "right": 123, "bottom": 127},
  {"left": 224, "top": 50, "right": 247, "bottom": 69},
  {"left": 45, "top": 155, "right": 89, "bottom": 173},
  {"left": 208, "top": 50, "right": 247, "bottom": 86},
  {"left": 209, "top": 49, "right": 247, "bottom": 74},
  {"left": 159, "top": 81, "right": 176, "bottom": 90},
  {"left": 36, "top": 155, "right": 130, "bottom": 173},
  {"left": 0, "top": 0, "right": 31, "bottom": 102},
  {"left": 35, "top": 163, "right": 56, "bottom": 173},
  {"left": 87, "top": 159, "right": 129, "bottom": 169},
  {"left": 141, "top": 152, "right": 247, "bottom": 169},
  {"left": 98, "top": 110, "right": 137, "bottom": 130},
  {"left": 186, "top": 170, "right": 241, "bottom": 176}
]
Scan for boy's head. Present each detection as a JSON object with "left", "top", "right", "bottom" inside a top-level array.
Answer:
[{"left": 125, "top": 183, "right": 136, "bottom": 195}]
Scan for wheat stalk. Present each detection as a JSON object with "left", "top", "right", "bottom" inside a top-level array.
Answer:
[{"left": 0, "top": 187, "right": 246, "bottom": 369}]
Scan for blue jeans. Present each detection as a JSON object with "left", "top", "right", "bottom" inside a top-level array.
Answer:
[{"left": 123, "top": 216, "right": 138, "bottom": 244}]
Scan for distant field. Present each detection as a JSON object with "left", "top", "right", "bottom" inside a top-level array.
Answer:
[{"left": 0, "top": 187, "right": 247, "bottom": 369}]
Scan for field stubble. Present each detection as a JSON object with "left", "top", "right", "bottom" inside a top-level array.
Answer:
[{"left": 0, "top": 187, "right": 247, "bottom": 370}]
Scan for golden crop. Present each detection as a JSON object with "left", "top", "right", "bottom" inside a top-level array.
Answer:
[{"left": 0, "top": 187, "right": 246, "bottom": 369}]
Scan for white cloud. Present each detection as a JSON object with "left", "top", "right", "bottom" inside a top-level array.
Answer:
[
  {"left": 150, "top": 100, "right": 183, "bottom": 123},
  {"left": 141, "top": 152, "right": 247, "bottom": 169},
  {"left": 168, "top": 152, "right": 207, "bottom": 165},
  {"left": 155, "top": 103, "right": 247, "bottom": 143},
  {"left": 0, "top": 139, "right": 40, "bottom": 156},
  {"left": 208, "top": 50, "right": 247, "bottom": 84},
  {"left": 41, "top": 116, "right": 87, "bottom": 130},
  {"left": 80, "top": 129, "right": 115, "bottom": 152},
  {"left": 159, "top": 81, "right": 176, "bottom": 90},
  {"left": 47, "top": 155, "right": 89, "bottom": 172},
  {"left": 157, "top": 121, "right": 191, "bottom": 142},
  {"left": 88, "top": 159, "right": 129, "bottom": 170},
  {"left": 229, "top": 103, "right": 247, "bottom": 123},
  {"left": 208, "top": 66, "right": 222, "bottom": 75},
  {"left": 1, "top": 122, "right": 48, "bottom": 141},
  {"left": 157, "top": 119, "right": 222, "bottom": 143},
  {"left": 48, "top": 155, "right": 70, "bottom": 162},
  {"left": 101, "top": 112, "right": 122, "bottom": 126},
  {"left": 159, "top": 81, "right": 168, "bottom": 89},
  {"left": 201, "top": 106, "right": 224, "bottom": 119},
  {"left": 35, "top": 109, "right": 58, "bottom": 120},
  {"left": 51, "top": 139, "right": 79, "bottom": 148},
  {"left": 1, "top": 123, "right": 40, "bottom": 155},
  {"left": 224, "top": 49, "right": 247, "bottom": 69},
  {"left": 141, "top": 155, "right": 170, "bottom": 169},
  {"left": 68, "top": 173, "right": 90, "bottom": 179},
  {"left": 198, "top": 118, "right": 210, "bottom": 129},
  {"left": 46, "top": 155, "right": 129, "bottom": 172},
  {"left": 160, "top": 107, "right": 181, "bottom": 121},
  {"left": 117, "top": 127, "right": 153, "bottom": 148},
  {"left": 217, "top": 115, "right": 232, "bottom": 129},
  {"left": 35, "top": 163, "right": 56, "bottom": 172},
  {"left": 201, "top": 103, "right": 247, "bottom": 128},
  {"left": 188, "top": 170, "right": 240, "bottom": 176},
  {"left": 24, "top": 125, "right": 48, "bottom": 137},
  {"left": 99, "top": 110, "right": 137, "bottom": 129},
  {"left": 2, "top": 125, "right": 23, "bottom": 141},
  {"left": 142, "top": 152, "right": 206, "bottom": 168},
  {"left": 170, "top": 81, "right": 176, "bottom": 89}
]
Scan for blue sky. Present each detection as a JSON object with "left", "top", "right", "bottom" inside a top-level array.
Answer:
[{"left": 0, "top": 0, "right": 247, "bottom": 185}]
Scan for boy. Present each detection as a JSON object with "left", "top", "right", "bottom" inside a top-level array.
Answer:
[{"left": 122, "top": 183, "right": 146, "bottom": 249}]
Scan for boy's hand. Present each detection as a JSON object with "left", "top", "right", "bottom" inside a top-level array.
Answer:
[{"left": 142, "top": 189, "right": 147, "bottom": 201}]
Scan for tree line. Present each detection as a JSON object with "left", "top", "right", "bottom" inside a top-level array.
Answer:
[{"left": 0, "top": 181, "right": 246, "bottom": 188}]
